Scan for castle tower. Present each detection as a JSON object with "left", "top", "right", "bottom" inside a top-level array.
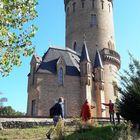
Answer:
[{"left": 64, "top": 0, "right": 121, "bottom": 117}]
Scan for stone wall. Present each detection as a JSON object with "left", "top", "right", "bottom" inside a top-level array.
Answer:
[{"left": 27, "top": 73, "right": 82, "bottom": 117}]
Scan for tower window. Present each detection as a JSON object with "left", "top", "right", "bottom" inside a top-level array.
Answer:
[
  {"left": 73, "top": 2, "right": 76, "bottom": 12},
  {"left": 92, "top": 0, "right": 95, "bottom": 9},
  {"left": 31, "top": 99, "right": 36, "bottom": 116},
  {"left": 101, "top": 0, "right": 104, "bottom": 9},
  {"left": 108, "top": 4, "right": 111, "bottom": 12},
  {"left": 81, "top": 0, "right": 85, "bottom": 8},
  {"left": 73, "top": 42, "right": 77, "bottom": 52},
  {"left": 58, "top": 67, "right": 64, "bottom": 86},
  {"left": 90, "top": 14, "right": 97, "bottom": 26}
]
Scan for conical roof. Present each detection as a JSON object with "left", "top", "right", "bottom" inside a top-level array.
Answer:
[
  {"left": 80, "top": 41, "right": 90, "bottom": 62},
  {"left": 94, "top": 49, "right": 103, "bottom": 68}
]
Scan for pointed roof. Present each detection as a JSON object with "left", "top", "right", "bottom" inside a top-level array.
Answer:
[
  {"left": 80, "top": 41, "right": 90, "bottom": 62},
  {"left": 94, "top": 49, "right": 103, "bottom": 68}
]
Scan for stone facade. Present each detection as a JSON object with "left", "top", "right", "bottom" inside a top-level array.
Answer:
[{"left": 27, "top": 0, "right": 120, "bottom": 117}]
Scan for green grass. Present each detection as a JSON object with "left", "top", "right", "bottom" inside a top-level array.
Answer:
[
  {"left": 0, "top": 125, "right": 124, "bottom": 140},
  {"left": 0, "top": 126, "right": 50, "bottom": 140},
  {"left": 61, "top": 125, "right": 122, "bottom": 140}
]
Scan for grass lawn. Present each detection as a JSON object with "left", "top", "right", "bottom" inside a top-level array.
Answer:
[
  {"left": 0, "top": 125, "right": 126, "bottom": 140},
  {"left": 0, "top": 126, "right": 50, "bottom": 140}
]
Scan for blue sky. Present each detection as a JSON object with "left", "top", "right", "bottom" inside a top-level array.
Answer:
[{"left": 0, "top": 0, "right": 140, "bottom": 113}]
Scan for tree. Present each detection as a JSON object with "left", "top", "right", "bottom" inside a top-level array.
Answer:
[
  {"left": 0, "top": 0, "right": 38, "bottom": 76},
  {"left": 118, "top": 54, "right": 140, "bottom": 125},
  {"left": 0, "top": 106, "right": 24, "bottom": 116}
]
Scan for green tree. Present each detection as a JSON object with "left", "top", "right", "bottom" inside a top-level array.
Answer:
[
  {"left": 118, "top": 55, "right": 140, "bottom": 125},
  {"left": 0, "top": 106, "right": 24, "bottom": 116},
  {"left": 0, "top": 0, "right": 38, "bottom": 76}
]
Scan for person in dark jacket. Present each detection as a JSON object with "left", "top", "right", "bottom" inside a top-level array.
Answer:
[
  {"left": 53, "top": 97, "right": 64, "bottom": 126},
  {"left": 102, "top": 100, "right": 115, "bottom": 124},
  {"left": 46, "top": 97, "right": 64, "bottom": 139}
]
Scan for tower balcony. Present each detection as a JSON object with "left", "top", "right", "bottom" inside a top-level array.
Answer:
[{"left": 101, "top": 48, "right": 121, "bottom": 69}]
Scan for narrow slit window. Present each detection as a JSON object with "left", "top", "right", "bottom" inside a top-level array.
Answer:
[
  {"left": 58, "top": 67, "right": 64, "bottom": 86},
  {"left": 101, "top": 0, "right": 104, "bottom": 9},
  {"left": 73, "top": 2, "right": 76, "bottom": 12},
  {"left": 92, "top": 0, "right": 95, "bottom": 9},
  {"left": 108, "top": 4, "right": 111, "bottom": 12},
  {"left": 81, "top": 0, "right": 85, "bottom": 8},
  {"left": 73, "top": 42, "right": 77, "bottom": 51}
]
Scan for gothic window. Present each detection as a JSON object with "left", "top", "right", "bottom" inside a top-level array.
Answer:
[
  {"left": 73, "top": 2, "right": 76, "bottom": 12},
  {"left": 73, "top": 42, "right": 77, "bottom": 51},
  {"left": 92, "top": 0, "right": 95, "bottom": 9},
  {"left": 31, "top": 99, "right": 36, "bottom": 116},
  {"left": 90, "top": 14, "right": 97, "bottom": 26},
  {"left": 58, "top": 67, "right": 64, "bottom": 86},
  {"left": 101, "top": 0, "right": 104, "bottom": 9}
]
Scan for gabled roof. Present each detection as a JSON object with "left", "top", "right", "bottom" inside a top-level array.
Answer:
[
  {"left": 80, "top": 41, "right": 90, "bottom": 62},
  {"left": 94, "top": 50, "right": 103, "bottom": 68},
  {"left": 37, "top": 47, "right": 80, "bottom": 76}
]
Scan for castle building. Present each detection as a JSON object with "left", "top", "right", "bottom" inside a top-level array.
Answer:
[{"left": 27, "top": 0, "right": 120, "bottom": 117}]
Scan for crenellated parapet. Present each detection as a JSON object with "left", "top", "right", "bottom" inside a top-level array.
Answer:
[
  {"left": 64, "top": 0, "right": 113, "bottom": 9},
  {"left": 101, "top": 48, "right": 121, "bottom": 69}
]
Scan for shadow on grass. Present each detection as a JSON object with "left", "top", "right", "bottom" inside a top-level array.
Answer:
[{"left": 56, "top": 125, "right": 122, "bottom": 140}]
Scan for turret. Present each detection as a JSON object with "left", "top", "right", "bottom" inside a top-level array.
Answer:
[
  {"left": 94, "top": 50, "right": 106, "bottom": 117},
  {"left": 80, "top": 41, "right": 92, "bottom": 104}
]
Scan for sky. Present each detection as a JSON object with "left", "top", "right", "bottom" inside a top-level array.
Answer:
[{"left": 0, "top": 0, "right": 140, "bottom": 113}]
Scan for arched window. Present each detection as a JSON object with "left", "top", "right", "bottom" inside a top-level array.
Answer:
[
  {"left": 58, "top": 67, "right": 64, "bottom": 86},
  {"left": 73, "top": 42, "right": 77, "bottom": 51}
]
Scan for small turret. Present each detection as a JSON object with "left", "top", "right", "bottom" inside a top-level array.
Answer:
[
  {"left": 94, "top": 50, "right": 106, "bottom": 117},
  {"left": 80, "top": 41, "right": 92, "bottom": 105}
]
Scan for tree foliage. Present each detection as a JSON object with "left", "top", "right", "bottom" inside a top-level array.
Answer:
[
  {"left": 0, "top": 0, "right": 38, "bottom": 76},
  {"left": 118, "top": 54, "right": 140, "bottom": 124},
  {"left": 0, "top": 106, "right": 24, "bottom": 116}
]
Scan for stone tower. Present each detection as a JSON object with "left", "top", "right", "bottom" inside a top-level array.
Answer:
[{"left": 64, "top": 0, "right": 120, "bottom": 117}]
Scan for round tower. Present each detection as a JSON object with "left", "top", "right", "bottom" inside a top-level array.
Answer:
[
  {"left": 64, "top": 0, "right": 121, "bottom": 117},
  {"left": 64, "top": 0, "right": 115, "bottom": 60}
]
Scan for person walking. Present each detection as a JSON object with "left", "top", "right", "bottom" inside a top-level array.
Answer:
[
  {"left": 102, "top": 100, "right": 115, "bottom": 124},
  {"left": 46, "top": 97, "right": 64, "bottom": 139}
]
